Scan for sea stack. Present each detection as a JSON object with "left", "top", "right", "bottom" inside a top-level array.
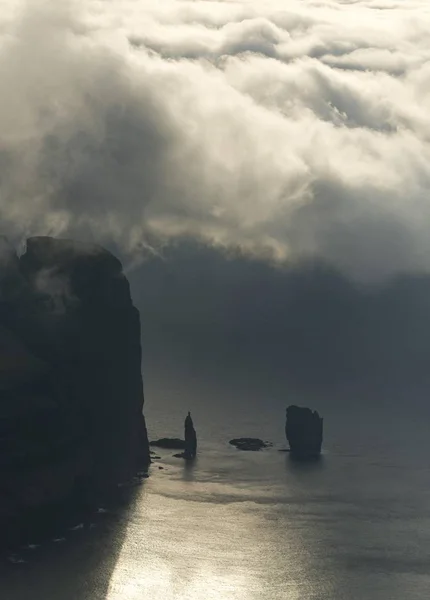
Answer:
[
  {"left": 0, "top": 236, "right": 150, "bottom": 530},
  {"left": 184, "top": 411, "right": 197, "bottom": 458},
  {"left": 285, "top": 405, "right": 323, "bottom": 458}
]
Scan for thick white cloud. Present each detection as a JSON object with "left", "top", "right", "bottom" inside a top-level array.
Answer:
[{"left": 0, "top": 0, "right": 429, "bottom": 281}]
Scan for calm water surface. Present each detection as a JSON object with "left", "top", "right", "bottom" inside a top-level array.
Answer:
[{"left": 2, "top": 399, "right": 430, "bottom": 600}]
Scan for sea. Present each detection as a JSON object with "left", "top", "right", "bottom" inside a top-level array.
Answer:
[{"left": 1, "top": 379, "right": 430, "bottom": 600}]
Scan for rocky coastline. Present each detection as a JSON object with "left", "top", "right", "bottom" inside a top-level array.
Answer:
[{"left": 0, "top": 236, "right": 150, "bottom": 549}]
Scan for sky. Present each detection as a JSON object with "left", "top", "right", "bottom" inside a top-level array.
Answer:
[{"left": 0, "top": 0, "right": 429, "bottom": 406}]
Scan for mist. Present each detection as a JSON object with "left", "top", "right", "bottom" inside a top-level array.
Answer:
[{"left": 130, "top": 243, "right": 430, "bottom": 402}]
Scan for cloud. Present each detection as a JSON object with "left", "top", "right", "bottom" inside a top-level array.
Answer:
[{"left": 0, "top": 0, "right": 429, "bottom": 282}]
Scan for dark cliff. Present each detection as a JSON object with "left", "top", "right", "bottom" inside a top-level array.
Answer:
[{"left": 0, "top": 236, "right": 149, "bottom": 528}]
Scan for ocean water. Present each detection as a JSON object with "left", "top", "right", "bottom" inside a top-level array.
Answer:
[{"left": 2, "top": 390, "right": 430, "bottom": 600}]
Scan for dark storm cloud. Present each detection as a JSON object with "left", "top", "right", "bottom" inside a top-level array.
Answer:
[{"left": 129, "top": 243, "right": 430, "bottom": 392}]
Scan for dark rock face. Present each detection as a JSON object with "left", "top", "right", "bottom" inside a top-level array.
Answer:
[
  {"left": 150, "top": 438, "right": 186, "bottom": 450},
  {"left": 0, "top": 237, "right": 149, "bottom": 533},
  {"left": 229, "top": 438, "right": 272, "bottom": 451},
  {"left": 184, "top": 412, "right": 197, "bottom": 458},
  {"left": 285, "top": 405, "right": 323, "bottom": 458}
]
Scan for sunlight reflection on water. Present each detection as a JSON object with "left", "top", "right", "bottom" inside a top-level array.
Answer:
[
  {"left": 2, "top": 440, "right": 430, "bottom": 600},
  {"left": 107, "top": 494, "right": 298, "bottom": 600},
  {"left": 106, "top": 452, "right": 305, "bottom": 600},
  {"left": 103, "top": 441, "right": 430, "bottom": 600}
]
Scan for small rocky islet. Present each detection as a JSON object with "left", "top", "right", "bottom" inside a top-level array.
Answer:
[
  {"left": 150, "top": 438, "right": 186, "bottom": 450},
  {"left": 285, "top": 405, "right": 323, "bottom": 458},
  {"left": 229, "top": 438, "right": 272, "bottom": 451}
]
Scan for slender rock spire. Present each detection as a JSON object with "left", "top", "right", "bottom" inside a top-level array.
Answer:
[{"left": 184, "top": 411, "right": 197, "bottom": 458}]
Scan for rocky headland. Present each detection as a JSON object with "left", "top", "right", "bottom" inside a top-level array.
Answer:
[{"left": 0, "top": 236, "right": 149, "bottom": 547}]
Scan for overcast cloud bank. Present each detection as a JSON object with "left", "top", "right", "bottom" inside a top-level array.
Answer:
[{"left": 0, "top": 0, "right": 428, "bottom": 282}]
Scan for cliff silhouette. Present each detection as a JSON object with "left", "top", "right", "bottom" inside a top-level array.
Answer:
[
  {"left": 184, "top": 412, "right": 197, "bottom": 458},
  {"left": 285, "top": 405, "right": 323, "bottom": 458},
  {"left": 0, "top": 236, "right": 149, "bottom": 544}
]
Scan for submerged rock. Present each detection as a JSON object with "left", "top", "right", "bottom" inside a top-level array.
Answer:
[
  {"left": 229, "top": 438, "right": 272, "bottom": 451},
  {"left": 150, "top": 438, "right": 186, "bottom": 450},
  {"left": 0, "top": 236, "right": 150, "bottom": 544},
  {"left": 285, "top": 405, "right": 323, "bottom": 458}
]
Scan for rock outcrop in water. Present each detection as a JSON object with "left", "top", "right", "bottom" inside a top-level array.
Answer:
[
  {"left": 150, "top": 413, "right": 197, "bottom": 459},
  {"left": 150, "top": 438, "right": 186, "bottom": 450},
  {"left": 184, "top": 412, "right": 197, "bottom": 458},
  {"left": 0, "top": 236, "right": 149, "bottom": 536},
  {"left": 229, "top": 438, "right": 272, "bottom": 451},
  {"left": 285, "top": 405, "right": 323, "bottom": 458}
]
